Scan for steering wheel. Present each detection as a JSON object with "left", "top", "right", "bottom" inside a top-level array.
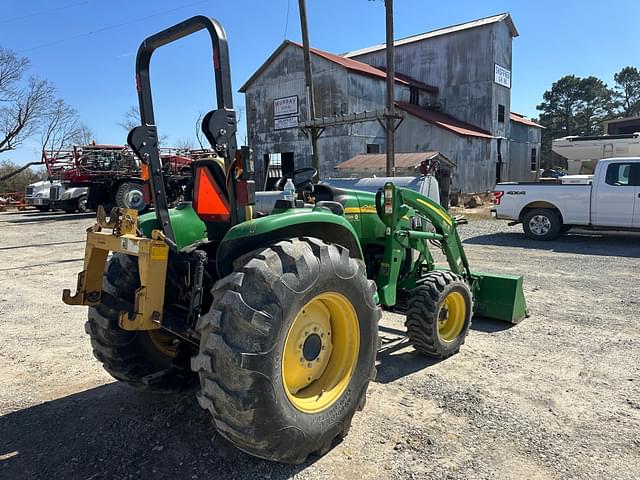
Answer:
[{"left": 275, "top": 167, "right": 318, "bottom": 191}]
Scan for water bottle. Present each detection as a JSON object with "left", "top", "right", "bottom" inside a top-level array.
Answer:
[{"left": 283, "top": 178, "right": 296, "bottom": 203}]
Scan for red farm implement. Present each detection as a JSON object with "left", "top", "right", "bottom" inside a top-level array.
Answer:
[
  {"left": 43, "top": 144, "right": 213, "bottom": 212},
  {"left": 0, "top": 191, "right": 26, "bottom": 211}
]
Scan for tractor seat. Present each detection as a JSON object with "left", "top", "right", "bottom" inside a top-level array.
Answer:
[{"left": 312, "top": 184, "right": 349, "bottom": 206}]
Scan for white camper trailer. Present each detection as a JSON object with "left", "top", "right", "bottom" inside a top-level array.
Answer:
[{"left": 552, "top": 133, "right": 640, "bottom": 174}]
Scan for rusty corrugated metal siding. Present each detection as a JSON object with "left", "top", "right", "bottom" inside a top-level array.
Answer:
[{"left": 242, "top": 13, "right": 541, "bottom": 193}]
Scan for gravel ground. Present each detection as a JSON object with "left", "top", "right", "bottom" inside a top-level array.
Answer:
[{"left": 0, "top": 209, "right": 639, "bottom": 480}]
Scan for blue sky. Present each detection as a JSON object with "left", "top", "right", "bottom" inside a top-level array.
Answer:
[{"left": 2, "top": 0, "right": 639, "bottom": 164}]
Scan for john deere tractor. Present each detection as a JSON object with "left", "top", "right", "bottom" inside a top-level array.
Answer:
[{"left": 63, "top": 16, "right": 528, "bottom": 464}]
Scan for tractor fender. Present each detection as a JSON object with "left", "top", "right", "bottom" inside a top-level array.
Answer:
[{"left": 216, "top": 210, "right": 363, "bottom": 277}]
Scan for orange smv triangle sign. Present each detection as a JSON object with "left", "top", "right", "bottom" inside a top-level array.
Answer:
[{"left": 194, "top": 167, "right": 230, "bottom": 222}]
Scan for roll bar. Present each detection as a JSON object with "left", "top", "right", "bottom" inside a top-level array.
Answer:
[{"left": 127, "top": 15, "right": 239, "bottom": 243}]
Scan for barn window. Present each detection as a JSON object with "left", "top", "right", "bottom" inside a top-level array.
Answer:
[
  {"left": 366, "top": 143, "right": 380, "bottom": 154},
  {"left": 498, "top": 104, "right": 505, "bottom": 123},
  {"left": 409, "top": 87, "right": 420, "bottom": 105},
  {"left": 530, "top": 148, "right": 538, "bottom": 171}
]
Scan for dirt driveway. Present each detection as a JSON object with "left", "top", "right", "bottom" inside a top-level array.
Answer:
[{"left": 1, "top": 209, "right": 639, "bottom": 480}]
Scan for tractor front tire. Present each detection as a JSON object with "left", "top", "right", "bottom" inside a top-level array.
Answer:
[
  {"left": 85, "top": 253, "right": 196, "bottom": 393},
  {"left": 405, "top": 271, "right": 472, "bottom": 359},
  {"left": 192, "top": 238, "right": 380, "bottom": 463}
]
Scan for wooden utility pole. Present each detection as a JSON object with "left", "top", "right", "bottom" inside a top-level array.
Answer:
[
  {"left": 385, "top": 0, "right": 395, "bottom": 176},
  {"left": 298, "top": 0, "right": 320, "bottom": 173}
]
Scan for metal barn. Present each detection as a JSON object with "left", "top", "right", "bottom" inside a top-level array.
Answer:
[{"left": 241, "top": 13, "right": 542, "bottom": 194}]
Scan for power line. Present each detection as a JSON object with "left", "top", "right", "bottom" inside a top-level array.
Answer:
[
  {"left": 20, "top": 0, "right": 210, "bottom": 54},
  {"left": 283, "top": 0, "right": 291, "bottom": 40},
  {"left": 1, "top": 1, "right": 92, "bottom": 25}
]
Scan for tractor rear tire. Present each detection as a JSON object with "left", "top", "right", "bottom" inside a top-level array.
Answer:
[
  {"left": 405, "top": 271, "right": 472, "bottom": 359},
  {"left": 85, "top": 253, "right": 196, "bottom": 393},
  {"left": 191, "top": 237, "right": 380, "bottom": 463}
]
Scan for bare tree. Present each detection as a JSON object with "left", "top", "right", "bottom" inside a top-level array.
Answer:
[
  {"left": 235, "top": 104, "right": 245, "bottom": 124},
  {"left": 118, "top": 105, "right": 140, "bottom": 132},
  {"left": 235, "top": 104, "right": 247, "bottom": 144},
  {"left": 39, "top": 98, "right": 83, "bottom": 155},
  {"left": 119, "top": 105, "right": 168, "bottom": 145},
  {"left": 0, "top": 75, "right": 54, "bottom": 153},
  {"left": 75, "top": 123, "right": 96, "bottom": 145},
  {"left": 194, "top": 106, "right": 244, "bottom": 148},
  {"left": 175, "top": 137, "right": 194, "bottom": 151},
  {"left": 195, "top": 111, "right": 207, "bottom": 149},
  {"left": 0, "top": 48, "right": 29, "bottom": 100}
]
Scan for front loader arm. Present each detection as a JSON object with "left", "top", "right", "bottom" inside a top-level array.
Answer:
[{"left": 375, "top": 183, "right": 472, "bottom": 306}]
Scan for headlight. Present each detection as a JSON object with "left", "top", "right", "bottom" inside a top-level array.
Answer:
[{"left": 61, "top": 191, "right": 72, "bottom": 200}]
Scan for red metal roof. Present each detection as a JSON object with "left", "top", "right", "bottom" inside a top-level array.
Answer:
[
  {"left": 510, "top": 112, "right": 544, "bottom": 129},
  {"left": 396, "top": 102, "right": 493, "bottom": 139},
  {"left": 304, "top": 43, "right": 394, "bottom": 81},
  {"left": 239, "top": 41, "right": 439, "bottom": 93},
  {"left": 301, "top": 43, "right": 438, "bottom": 92}
]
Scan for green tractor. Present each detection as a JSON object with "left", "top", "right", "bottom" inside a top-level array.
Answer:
[{"left": 63, "top": 16, "right": 528, "bottom": 464}]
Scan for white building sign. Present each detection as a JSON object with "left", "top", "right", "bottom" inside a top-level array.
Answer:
[
  {"left": 273, "top": 95, "right": 298, "bottom": 117},
  {"left": 274, "top": 115, "right": 299, "bottom": 130},
  {"left": 494, "top": 64, "right": 511, "bottom": 88}
]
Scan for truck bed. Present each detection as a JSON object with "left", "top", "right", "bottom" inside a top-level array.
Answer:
[{"left": 493, "top": 183, "right": 592, "bottom": 225}]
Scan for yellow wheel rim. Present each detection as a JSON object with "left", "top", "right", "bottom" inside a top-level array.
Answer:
[
  {"left": 438, "top": 291, "right": 466, "bottom": 342},
  {"left": 147, "top": 329, "right": 179, "bottom": 358},
  {"left": 282, "top": 292, "right": 360, "bottom": 413}
]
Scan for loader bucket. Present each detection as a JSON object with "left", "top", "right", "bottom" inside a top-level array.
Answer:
[{"left": 472, "top": 272, "right": 528, "bottom": 324}]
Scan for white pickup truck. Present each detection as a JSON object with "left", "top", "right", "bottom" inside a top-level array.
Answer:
[{"left": 491, "top": 157, "right": 640, "bottom": 240}]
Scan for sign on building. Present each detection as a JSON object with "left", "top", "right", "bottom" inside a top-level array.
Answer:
[
  {"left": 273, "top": 95, "right": 299, "bottom": 130},
  {"left": 494, "top": 64, "right": 511, "bottom": 88},
  {"left": 274, "top": 115, "right": 299, "bottom": 130},
  {"left": 274, "top": 95, "right": 298, "bottom": 117}
]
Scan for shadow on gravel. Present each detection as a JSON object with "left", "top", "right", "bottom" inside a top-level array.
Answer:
[
  {"left": 2, "top": 212, "right": 95, "bottom": 224},
  {"left": 463, "top": 230, "right": 640, "bottom": 258},
  {"left": 470, "top": 316, "right": 516, "bottom": 333},
  {"left": 0, "top": 383, "right": 313, "bottom": 480},
  {"left": 375, "top": 325, "right": 443, "bottom": 384},
  {"left": 373, "top": 318, "right": 516, "bottom": 384}
]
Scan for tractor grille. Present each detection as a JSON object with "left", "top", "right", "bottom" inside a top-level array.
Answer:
[{"left": 50, "top": 185, "right": 63, "bottom": 201}]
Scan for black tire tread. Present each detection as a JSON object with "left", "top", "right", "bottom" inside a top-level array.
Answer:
[
  {"left": 115, "top": 181, "right": 144, "bottom": 210},
  {"left": 85, "top": 253, "right": 195, "bottom": 393},
  {"left": 522, "top": 208, "right": 561, "bottom": 241},
  {"left": 405, "top": 271, "right": 472, "bottom": 359},
  {"left": 191, "top": 237, "right": 380, "bottom": 463}
]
